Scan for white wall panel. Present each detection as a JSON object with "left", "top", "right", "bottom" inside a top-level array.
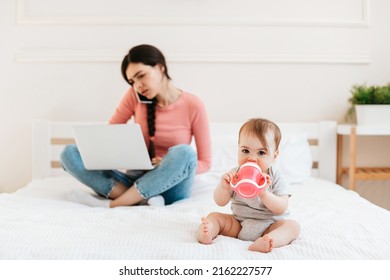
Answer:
[
  {"left": 15, "top": 0, "right": 371, "bottom": 64},
  {"left": 16, "top": 49, "right": 371, "bottom": 64},
  {"left": 17, "top": 0, "right": 369, "bottom": 27}
]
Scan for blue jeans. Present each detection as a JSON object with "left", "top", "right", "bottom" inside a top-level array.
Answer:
[{"left": 60, "top": 144, "right": 197, "bottom": 205}]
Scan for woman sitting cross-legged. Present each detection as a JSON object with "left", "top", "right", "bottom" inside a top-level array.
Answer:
[{"left": 61, "top": 44, "right": 211, "bottom": 207}]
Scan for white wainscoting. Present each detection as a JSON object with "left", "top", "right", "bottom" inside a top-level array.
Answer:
[
  {"left": 16, "top": 49, "right": 371, "bottom": 64},
  {"left": 17, "top": 0, "right": 370, "bottom": 27}
]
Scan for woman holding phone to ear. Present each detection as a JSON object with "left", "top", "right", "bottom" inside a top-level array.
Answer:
[{"left": 60, "top": 44, "right": 211, "bottom": 207}]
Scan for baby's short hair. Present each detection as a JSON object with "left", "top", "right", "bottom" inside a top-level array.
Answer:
[{"left": 238, "top": 118, "right": 282, "bottom": 151}]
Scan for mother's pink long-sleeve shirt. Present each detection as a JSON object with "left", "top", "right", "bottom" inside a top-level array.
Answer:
[{"left": 109, "top": 88, "right": 211, "bottom": 174}]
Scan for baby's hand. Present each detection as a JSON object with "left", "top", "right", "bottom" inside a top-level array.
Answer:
[
  {"left": 220, "top": 170, "right": 236, "bottom": 191},
  {"left": 264, "top": 173, "right": 272, "bottom": 187},
  {"left": 258, "top": 174, "right": 272, "bottom": 198}
]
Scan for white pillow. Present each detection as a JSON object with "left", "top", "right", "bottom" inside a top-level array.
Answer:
[
  {"left": 209, "top": 123, "right": 241, "bottom": 173},
  {"left": 275, "top": 133, "right": 312, "bottom": 184}
]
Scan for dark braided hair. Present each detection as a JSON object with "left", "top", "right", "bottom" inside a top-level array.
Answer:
[
  {"left": 146, "top": 100, "right": 157, "bottom": 159},
  {"left": 121, "top": 45, "right": 171, "bottom": 159}
]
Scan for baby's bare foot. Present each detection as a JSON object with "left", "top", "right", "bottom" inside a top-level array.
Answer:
[
  {"left": 248, "top": 234, "right": 274, "bottom": 253},
  {"left": 197, "top": 217, "right": 214, "bottom": 244}
]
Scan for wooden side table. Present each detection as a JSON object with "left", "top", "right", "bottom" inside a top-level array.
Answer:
[{"left": 337, "top": 124, "right": 390, "bottom": 190}]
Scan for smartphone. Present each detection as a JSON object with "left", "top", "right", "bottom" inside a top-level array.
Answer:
[{"left": 135, "top": 92, "right": 153, "bottom": 104}]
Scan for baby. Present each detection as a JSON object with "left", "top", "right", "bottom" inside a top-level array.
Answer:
[{"left": 196, "top": 118, "right": 300, "bottom": 253}]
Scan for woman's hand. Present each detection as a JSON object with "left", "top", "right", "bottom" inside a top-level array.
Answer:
[{"left": 151, "top": 156, "right": 163, "bottom": 166}]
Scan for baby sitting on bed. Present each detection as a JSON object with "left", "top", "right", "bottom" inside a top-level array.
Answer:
[{"left": 196, "top": 118, "right": 300, "bottom": 253}]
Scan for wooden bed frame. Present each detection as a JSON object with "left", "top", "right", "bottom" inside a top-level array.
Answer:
[{"left": 31, "top": 120, "right": 337, "bottom": 182}]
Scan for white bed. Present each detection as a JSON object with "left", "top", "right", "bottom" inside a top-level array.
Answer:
[{"left": 1, "top": 120, "right": 389, "bottom": 260}]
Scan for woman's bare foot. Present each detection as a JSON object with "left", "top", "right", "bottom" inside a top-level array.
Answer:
[
  {"left": 248, "top": 234, "right": 274, "bottom": 253},
  {"left": 197, "top": 217, "right": 214, "bottom": 244}
]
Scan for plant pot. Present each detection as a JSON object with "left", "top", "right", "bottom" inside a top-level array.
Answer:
[{"left": 355, "top": 105, "right": 390, "bottom": 125}]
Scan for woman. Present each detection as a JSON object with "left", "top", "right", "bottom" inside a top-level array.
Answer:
[{"left": 61, "top": 44, "right": 211, "bottom": 207}]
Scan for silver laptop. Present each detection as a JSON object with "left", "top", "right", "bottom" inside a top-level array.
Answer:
[{"left": 72, "top": 123, "right": 154, "bottom": 170}]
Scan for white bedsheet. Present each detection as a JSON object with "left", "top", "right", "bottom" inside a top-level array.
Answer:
[{"left": 0, "top": 172, "right": 389, "bottom": 260}]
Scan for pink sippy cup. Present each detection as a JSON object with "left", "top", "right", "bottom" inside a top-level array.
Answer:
[{"left": 230, "top": 160, "right": 267, "bottom": 198}]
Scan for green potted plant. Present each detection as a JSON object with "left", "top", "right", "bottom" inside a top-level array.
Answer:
[{"left": 347, "top": 83, "right": 390, "bottom": 125}]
